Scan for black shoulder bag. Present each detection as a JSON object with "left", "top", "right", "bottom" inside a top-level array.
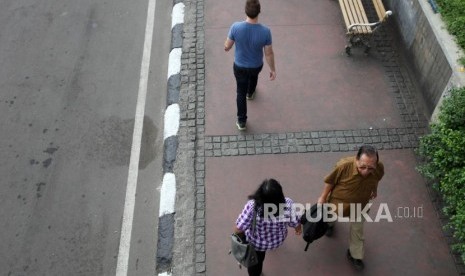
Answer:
[{"left": 229, "top": 207, "right": 259, "bottom": 268}]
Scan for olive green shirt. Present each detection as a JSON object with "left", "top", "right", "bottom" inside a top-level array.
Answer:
[{"left": 324, "top": 156, "right": 384, "bottom": 217}]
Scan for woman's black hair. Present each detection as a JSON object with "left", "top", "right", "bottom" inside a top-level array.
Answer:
[{"left": 248, "top": 178, "right": 286, "bottom": 217}]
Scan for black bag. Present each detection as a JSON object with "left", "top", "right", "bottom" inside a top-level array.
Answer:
[
  {"left": 229, "top": 207, "right": 258, "bottom": 268},
  {"left": 300, "top": 204, "right": 329, "bottom": 251},
  {"left": 230, "top": 232, "right": 258, "bottom": 268}
]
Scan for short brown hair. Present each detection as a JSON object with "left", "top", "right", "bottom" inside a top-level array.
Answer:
[{"left": 245, "top": 0, "right": 261, "bottom": 19}]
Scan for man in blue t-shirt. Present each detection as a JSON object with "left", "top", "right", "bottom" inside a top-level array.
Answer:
[{"left": 224, "top": 0, "right": 276, "bottom": 131}]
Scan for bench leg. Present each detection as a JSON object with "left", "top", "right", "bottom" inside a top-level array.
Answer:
[
  {"left": 345, "top": 34, "right": 356, "bottom": 56},
  {"left": 363, "top": 34, "right": 376, "bottom": 55},
  {"left": 345, "top": 45, "right": 351, "bottom": 56},
  {"left": 346, "top": 34, "right": 372, "bottom": 56},
  {"left": 364, "top": 45, "right": 371, "bottom": 55}
]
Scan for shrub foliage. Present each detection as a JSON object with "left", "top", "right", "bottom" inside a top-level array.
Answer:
[
  {"left": 436, "top": 0, "right": 465, "bottom": 64},
  {"left": 417, "top": 87, "right": 465, "bottom": 262}
]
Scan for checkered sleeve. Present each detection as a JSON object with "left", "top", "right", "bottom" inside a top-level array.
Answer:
[
  {"left": 236, "top": 200, "right": 255, "bottom": 232},
  {"left": 286, "top": 198, "right": 301, "bottom": 228}
]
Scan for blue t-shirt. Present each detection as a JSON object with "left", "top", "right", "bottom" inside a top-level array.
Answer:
[{"left": 228, "top": 21, "right": 272, "bottom": 68}]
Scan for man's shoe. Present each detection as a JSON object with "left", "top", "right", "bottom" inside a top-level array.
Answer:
[
  {"left": 236, "top": 121, "right": 246, "bottom": 131},
  {"left": 246, "top": 91, "right": 256, "bottom": 100},
  {"left": 347, "top": 249, "right": 364, "bottom": 270},
  {"left": 325, "top": 225, "right": 334, "bottom": 237}
]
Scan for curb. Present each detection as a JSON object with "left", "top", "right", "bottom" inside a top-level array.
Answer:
[{"left": 156, "top": 1, "right": 185, "bottom": 275}]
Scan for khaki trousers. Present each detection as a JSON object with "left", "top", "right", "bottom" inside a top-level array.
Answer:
[
  {"left": 349, "top": 220, "right": 365, "bottom": 259},
  {"left": 328, "top": 219, "right": 365, "bottom": 260}
]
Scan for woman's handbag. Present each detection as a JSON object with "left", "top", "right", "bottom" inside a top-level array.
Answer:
[{"left": 229, "top": 207, "right": 258, "bottom": 268}]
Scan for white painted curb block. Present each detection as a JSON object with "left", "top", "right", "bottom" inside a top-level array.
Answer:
[
  {"left": 167, "top": 48, "right": 182, "bottom": 79},
  {"left": 159, "top": 173, "right": 176, "bottom": 217},
  {"left": 164, "top": 104, "right": 180, "bottom": 140},
  {"left": 172, "top": 3, "right": 185, "bottom": 28}
]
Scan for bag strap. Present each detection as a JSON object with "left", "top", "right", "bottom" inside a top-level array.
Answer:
[{"left": 251, "top": 205, "right": 257, "bottom": 236}]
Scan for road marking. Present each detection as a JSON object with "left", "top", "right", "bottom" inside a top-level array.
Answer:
[{"left": 115, "top": 0, "right": 157, "bottom": 274}]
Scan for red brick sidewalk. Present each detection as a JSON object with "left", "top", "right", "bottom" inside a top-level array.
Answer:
[{"left": 202, "top": 0, "right": 458, "bottom": 275}]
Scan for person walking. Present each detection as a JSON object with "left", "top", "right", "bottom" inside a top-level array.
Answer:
[
  {"left": 317, "top": 145, "right": 384, "bottom": 270},
  {"left": 224, "top": 0, "right": 276, "bottom": 131},
  {"left": 234, "top": 179, "right": 301, "bottom": 276}
]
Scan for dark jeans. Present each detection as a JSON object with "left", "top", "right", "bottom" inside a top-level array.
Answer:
[
  {"left": 233, "top": 63, "right": 263, "bottom": 123},
  {"left": 247, "top": 250, "right": 266, "bottom": 276}
]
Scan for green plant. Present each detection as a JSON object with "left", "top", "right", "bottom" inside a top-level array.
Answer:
[
  {"left": 417, "top": 127, "right": 465, "bottom": 179},
  {"left": 438, "top": 87, "right": 465, "bottom": 130},
  {"left": 436, "top": 0, "right": 465, "bottom": 65},
  {"left": 460, "top": 56, "right": 465, "bottom": 66},
  {"left": 417, "top": 87, "right": 465, "bottom": 263}
]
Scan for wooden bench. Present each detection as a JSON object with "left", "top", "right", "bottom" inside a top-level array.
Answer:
[{"left": 338, "top": 0, "right": 392, "bottom": 55}]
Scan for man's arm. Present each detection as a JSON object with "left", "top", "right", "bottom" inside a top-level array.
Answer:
[
  {"left": 317, "top": 183, "right": 334, "bottom": 204},
  {"left": 224, "top": 37, "right": 234, "bottom": 52},
  {"left": 294, "top": 224, "right": 302, "bottom": 235},
  {"left": 264, "top": 45, "right": 276, "bottom": 80},
  {"left": 371, "top": 162, "right": 384, "bottom": 199}
]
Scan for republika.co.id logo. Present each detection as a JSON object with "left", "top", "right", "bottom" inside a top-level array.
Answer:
[{"left": 263, "top": 203, "right": 424, "bottom": 223}]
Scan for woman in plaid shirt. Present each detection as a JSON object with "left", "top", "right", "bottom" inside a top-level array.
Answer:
[{"left": 234, "top": 179, "right": 302, "bottom": 276}]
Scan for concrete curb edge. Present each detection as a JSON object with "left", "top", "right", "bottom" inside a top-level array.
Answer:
[{"left": 156, "top": 1, "right": 185, "bottom": 275}]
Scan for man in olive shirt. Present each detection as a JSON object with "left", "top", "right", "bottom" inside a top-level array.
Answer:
[{"left": 317, "top": 145, "right": 384, "bottom": 270}]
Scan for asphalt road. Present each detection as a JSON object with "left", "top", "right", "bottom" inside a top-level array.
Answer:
[{"left": 0, "top": 0, "right": 170, "bottom": 275}]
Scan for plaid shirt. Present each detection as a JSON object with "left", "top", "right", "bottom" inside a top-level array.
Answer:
[{"left": 236, "top": 198, "right": 300, "bottom": 251}]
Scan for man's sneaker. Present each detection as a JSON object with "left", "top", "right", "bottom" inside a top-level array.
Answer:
[
  {"left": 246, "top": 91, "right": 256, "bottom": 100},
  {"left": 347, "top": 249, "right": 364, "bottom": 270},
  {"left": 236, "top": 121, "right": 246, "bottom": 131},
  {"left": 325, "top": 225, "right": 334, "bottom": 237}
]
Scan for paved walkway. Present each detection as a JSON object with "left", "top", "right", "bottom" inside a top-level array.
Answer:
[{"left": 172, "top": 0, "right": 461, "bottom": 275}]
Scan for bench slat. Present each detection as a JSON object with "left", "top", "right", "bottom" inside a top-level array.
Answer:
[
  {"left": 372, "top": 0, "right": 387, "bottom": 22},
  {"left": 342, "top": 0, "right": 359, "bottom": 32},
  {"left": 344, "top": 0, "right": 362, "bottom": 32},
  {"left": 340, "top": 0, "right": 372, "bottom": 34},
  {"left": 339, "top": 0, "right": 353, "bottom": 33},
  {"left": 344, "top": 0, "right": 363, "bottom": 32},
  {"left": 354, "top": 0, "right": 370, "bottom": 33}
]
